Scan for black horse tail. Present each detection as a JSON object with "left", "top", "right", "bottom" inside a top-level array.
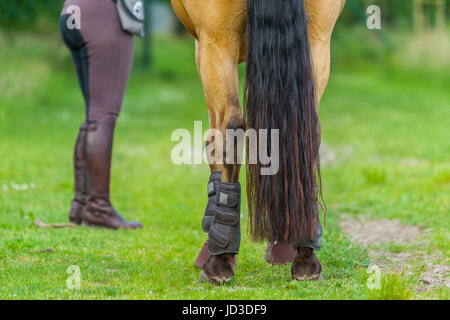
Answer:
[{"left": 244, "top": 0, "right": 322, "bottom": 243}]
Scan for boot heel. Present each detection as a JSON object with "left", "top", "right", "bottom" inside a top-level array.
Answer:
[
  {"left": 69, "top": 217, "right": 82, "bottom": 225},
  {"left": 81, "top": 221, "right": 104, "bottom": 228}
]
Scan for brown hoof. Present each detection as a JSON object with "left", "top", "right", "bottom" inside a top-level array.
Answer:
[
  {"left": 198, "top": 271, "right": 228, "bottom": 284},
  {"left": 199, "top": 253, "right": 236, "bottom": 284},
  {"left": 194, "top": 241, "right": 237, "bottom": 269},
  {"left": 265, "top": 241, "right": 297, "bottom": 265},
  {"left": 293, "top": 272, "right": 323, "bottom": 281},
  {"left": 291, "top": 247, "right": 322, "bottom": 281}
]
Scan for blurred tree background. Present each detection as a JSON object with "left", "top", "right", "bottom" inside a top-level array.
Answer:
[
  {"left": 1, "top": 0, "right": 449, "bottom": 31},
  {"left": 0, "top": 0, "right": 61, "bottom": 30}
]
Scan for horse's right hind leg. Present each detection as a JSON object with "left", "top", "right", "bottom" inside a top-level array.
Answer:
[
  {"left": 196, "top": 30, "right": 245, "bottom": 284},
  {"left": 171, "top": 0, "right": 246, "bottom": 283},
  {"left": 194, "top": 39, "right": 229, "bottom": 269}
]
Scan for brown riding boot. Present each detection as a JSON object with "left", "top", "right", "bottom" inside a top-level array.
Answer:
[
  {"left": 81, "top": 116, "right": 142, "bottom": 230},
  {"left": 69, "top": 122, "right": 88, "bottom": 225}
]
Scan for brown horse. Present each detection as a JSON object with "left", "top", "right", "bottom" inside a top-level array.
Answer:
[{"left": 171, "top": 0, "right": 346, "bottom": 283}]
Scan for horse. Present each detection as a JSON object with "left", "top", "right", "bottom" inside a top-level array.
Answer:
[{"left": 171, "top": 0, "right": 346, "bottom": 283}]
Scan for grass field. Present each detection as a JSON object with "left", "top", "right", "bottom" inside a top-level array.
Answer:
[{"left": 0, "top": 27, "right": 448, "bottom": 299}]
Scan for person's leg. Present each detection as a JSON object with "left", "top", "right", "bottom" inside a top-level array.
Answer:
[
  {"left": 82, "top": 116, "right": 141, "bottom": 229},
  {"left": 61, "top": 0, "right": 141, "bottom": 229},
  {"left": 59, "top": 10, "right": 90, "bottom": 224},
  {"left": 69, "top": 122, "right": 88, "bottom": 224},
  {"left": 83, "top": 10, "right": 133, "bottom": 121},
  {"left": 80, "top": 0, "right": 141, "bottom": 229}
]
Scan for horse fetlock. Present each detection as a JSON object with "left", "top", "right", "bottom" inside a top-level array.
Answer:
[
  {"left": 225, "top": 113, "right": 245, "bottom": 132},
  {"left": 293, "top": 219, "right": 323, "bottom": 251}
]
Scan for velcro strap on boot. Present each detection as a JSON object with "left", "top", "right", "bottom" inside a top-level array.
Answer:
[
  {"left": 207, "top": 172, "right": 221, "bottom": 197},
  {"left": 218, "top": 192, "right": 239, "bottom": 208},
  {"left": 204, "top": 201, "right": 216, "bottom": 216},
  {"left": 208, "top": 225, "right": 229, "bottom": 249},
  {"left": 215, "top": 207, "right": 239, "bottom": 226},
  {"left": 203, "top": 172, "right": 222, "bottom": 233},
  {"left": 207, "top": 181, "right": 215, "bottom": 196}
]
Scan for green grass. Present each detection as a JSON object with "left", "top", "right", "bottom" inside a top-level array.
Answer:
[{"left": 0, "top": 27, "right": 448, "bottom": 299}]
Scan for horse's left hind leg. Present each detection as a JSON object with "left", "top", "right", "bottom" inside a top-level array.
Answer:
[
  {"left": 196, "top": 31, "right": 245, "bottom": 284},
  {"left": 193, "top": 40, "right": 237, "bottom": 270},
  {"left": 290, "top": 0, "right": 346, "bottom": 281},
  {"left": 268, "top": 0, "right": 346, "bottom": 278}
]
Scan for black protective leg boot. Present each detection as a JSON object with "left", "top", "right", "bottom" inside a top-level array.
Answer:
[
  {"left": 81, "top": 116, "right": 142, "bottom": 230},
  {"left": 208, "top": 182, "right": 241, "bottom": 255},
  {"left": 195, "top": 173, "right": 237, "bottom": 269},
  {"left": 195, "top": 172, "right": 222, "bottom": 268},
  {"left": 69, "top": 122, "right": 88, "bottom": 225},
  {"left": 199, "top": 182, "right": 241, "bottom": 283},
  {"left": 202, "top": 172, "right": 222, "bottom": 233}
]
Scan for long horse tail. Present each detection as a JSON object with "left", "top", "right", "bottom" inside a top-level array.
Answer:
[{"left": 244, "top": 0, "right": 322, "bottom": 243}]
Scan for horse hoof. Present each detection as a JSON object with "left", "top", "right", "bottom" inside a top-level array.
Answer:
[
  {"left": 291, "top": 247, "right": 322, "bottom": 281},
  {"left": 198, "top": 271, "right": 231, "bottom": 284},
  {"left": 293, "top": 272, "right": 323, "bottom": 281},
  {"left": 199, "top": 253, "right": 235, "bottom": 284}
]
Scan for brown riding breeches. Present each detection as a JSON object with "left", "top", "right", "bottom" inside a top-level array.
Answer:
[{"left": 60, "top": 0, "right": 134, "bottom": 122}]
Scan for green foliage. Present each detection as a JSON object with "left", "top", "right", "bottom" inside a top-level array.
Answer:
[
  {"left": 2, "top": 0, "right": 449, "bottom": 31},
  {"left": 0, "top": 0, "right": 170, "bottom": 31},
  {"left": 339, "top": 0, "right": 449, "bottom": 28},
  {"left": 0, "top": 0, "right": 62, "bottom": 30},
  {"left": 366, "top": 268, "right": 423, "bottom": 300}
]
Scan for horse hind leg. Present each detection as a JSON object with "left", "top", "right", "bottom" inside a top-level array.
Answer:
[
  {"left": 196, "top": 31, "right": 245, "bottom": 284},
  {"left": 194, "top": 39, "right": 237, "bottom": 270},
  {"left": 266, "top": 0, "right": 344, "bottom": 278},
  {"left": 289, "top": 0, "right": 345, "bottom": 281}
]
